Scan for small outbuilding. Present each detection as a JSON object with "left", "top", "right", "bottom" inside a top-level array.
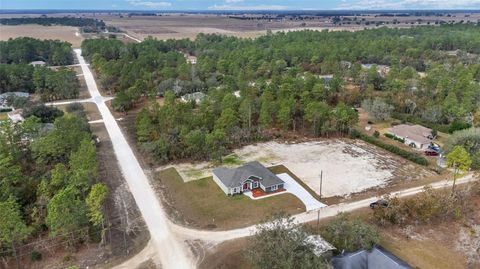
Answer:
[
  {"left": 7, "top": 109, "right": 24, "bottom": 123},
  {"left": 212, "top": 161, "right": 285, "bottom": 196},
  {"left": 304, "top": 235, "right": 336, "bottom": 257}
]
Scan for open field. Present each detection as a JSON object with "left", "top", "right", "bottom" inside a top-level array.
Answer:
[
  {"left": 157, "top": 139, "right": 435, "bottom": 198},
  {"left": 96, "top": 13, "right": 480, "bottom": 41},
  {"left": 154, "top": 167, "right": 305, "bottom": 230},
  {"left": 0, "top": 24, "right": 84, "bottom": 47}
]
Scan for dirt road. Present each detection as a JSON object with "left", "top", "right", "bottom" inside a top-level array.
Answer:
[
  {"left": 172, "top": 173, "right": 477, "bottom": 242},
  {"left": 74, "top": 49, "right": 195, "bottom": 269}
]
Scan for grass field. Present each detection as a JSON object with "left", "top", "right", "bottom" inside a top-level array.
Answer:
[
  {"left": 0, "top": 112, "right": 8, "bottom": 121},
  {"left": 156, "top": 167, "right": 305, "bottom": 230},
  {"left": 0, "top": 25, "right": 84, "bottom": 47}
]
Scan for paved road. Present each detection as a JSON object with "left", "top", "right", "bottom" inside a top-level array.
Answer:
[{"left": 74, "top": 49, "right": 195, "bottom": 269}]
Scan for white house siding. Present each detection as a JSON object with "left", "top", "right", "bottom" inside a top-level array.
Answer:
[
  {"left": 212, "top": 174, "right": 229, "bottom": 195},
  {"left": 404, "top": 138, "right": 423, "bottom": 149}
]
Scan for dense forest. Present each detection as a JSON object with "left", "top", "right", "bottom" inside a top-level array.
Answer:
[
  {"left": 0, "top": 16, "right": 108, "bottom": 33},
  {"left": 0, "top": 38, "right": 80, "bottom": 100},
  {"left": 81, "top": 24, "right": 480, "bottom": 163},
  {"left": 0, "top": 106, "right": 108, "bottom": 261},
  {"left": 0, "top": 37, "right": 74, "bottom": 65}
]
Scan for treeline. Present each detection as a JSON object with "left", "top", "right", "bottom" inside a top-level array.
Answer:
[
  {"left": 0, "top": 16, "right": 106, "bottom": 32},
  {"left": 136, "top": 81, "right": 357, "bottom": 163},
  {"left": 82, "top": 24, "right": 479, "bottom": 162},
  {"left": 81, "top": 38, "right": 192, "bottom": 110},
  {"left": 0, "top": 37, "right": 74, "bottom": 65},
  {"left": 0, "top": 64, "right": 80, "bottom": 101},
  {"left": 0, "top": 108, "right": 108, "bottom": 259}
]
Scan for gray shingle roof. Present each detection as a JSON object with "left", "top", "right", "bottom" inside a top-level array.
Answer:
[
  {"left": 332, "top": 246, "right": 413, "bottom": 269},
  {"left": 212, "top": 161, "right": 284, "bottom": 189}
]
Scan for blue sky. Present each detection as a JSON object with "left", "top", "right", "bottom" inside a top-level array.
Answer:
[{"left": 1, "top": 0, "right": 480, "bottom": 10}]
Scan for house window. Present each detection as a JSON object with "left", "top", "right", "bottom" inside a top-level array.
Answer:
[
  {"left": 253, "top": 182, "right": 259, "bottom": 188},
  {"left": 271, "top": 185, "right": 277, "bottom": 191}
]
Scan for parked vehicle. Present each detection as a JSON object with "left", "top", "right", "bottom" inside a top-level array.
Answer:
[
  {"left": 424, "top": 149, "right": 439, "bottom": 156},
  {"left": 370, "top": 199, "right": 388, "bottom": 209}
]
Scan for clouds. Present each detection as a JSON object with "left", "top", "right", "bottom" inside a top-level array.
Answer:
[
  {"left": 126, "top": 0, "right": 172, "bottom": 8},
  {"left": 337, "top": 0, "right": 480, "bottom": 9}
]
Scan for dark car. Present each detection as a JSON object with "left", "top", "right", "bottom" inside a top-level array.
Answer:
[{"left": 370, "top": 199, "right": 388, "bottom": 209}]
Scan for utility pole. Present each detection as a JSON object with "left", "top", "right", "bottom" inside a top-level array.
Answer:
[{"left": 316, "top": 170, "right": 323, "bottom": 231}]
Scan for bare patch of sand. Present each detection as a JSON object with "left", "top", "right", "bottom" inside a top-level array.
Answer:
[
  {"left": 156, "top": 139, "right": 434, "bottom": 197},
  {"left": 0, "top": 25, "right": 84, "bottom": 47}
]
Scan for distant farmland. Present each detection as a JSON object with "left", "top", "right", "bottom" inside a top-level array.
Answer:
[{"left": 0, "top": 24, "right": 84, "bottom": 47}]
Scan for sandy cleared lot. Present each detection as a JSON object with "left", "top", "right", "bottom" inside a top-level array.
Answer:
[
  {"left": 0, "top": 24, "right": 84, "bottom": 47},
  {"left": 157, "top": 139, "right": 435, "bottom": 198}
]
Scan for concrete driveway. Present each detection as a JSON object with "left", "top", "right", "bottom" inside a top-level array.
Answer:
[
  {"left": 278, "top": 173, "right": 326, "bottom": 211},
  {"left": 244, "top": 173, "right": 326, "bottom": 211}
]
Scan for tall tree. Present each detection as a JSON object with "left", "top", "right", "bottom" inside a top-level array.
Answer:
[
  {"left": 446, "top": 146, "right": 472, "bottom": 193},
  {"left": 247, "top": 213, "right": 331, "bottom": 269},
  {"left": 46, "top": 186, "right": 88, "bottom": 240},
  {"left": 0, "top": 198, "right": 31, "bottom": 249}
]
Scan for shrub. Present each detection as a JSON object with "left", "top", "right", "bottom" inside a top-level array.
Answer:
[
  {"left": 449, "top": 120, "right": 471, "bottom": 133},
  {"left": 30, "top": 250, "right": 42, "bottom": 261},
  {"left": 355, "top": 131, "right": 428, "bottom": 166},
  {"left": 373, "top": 187, "right": 464, "bottom": 226},
  {"left": 373, "top": 130, "right": 380, "bottom": 138},
  {"left": 384, "top": 133, "right": 405, "bottom": 143},
  {"left": 322, "top": 213, "right": 379, "bottom": 252}
]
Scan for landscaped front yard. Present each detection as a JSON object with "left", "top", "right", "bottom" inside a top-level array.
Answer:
[{"left": 155, "top": 168, "right": 305, "bottom": 230}]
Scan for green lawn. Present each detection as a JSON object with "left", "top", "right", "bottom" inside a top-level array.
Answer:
[{"left": 157, "top": 167, "right": 305, "bottom": 230}]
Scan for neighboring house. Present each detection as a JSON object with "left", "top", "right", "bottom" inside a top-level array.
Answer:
[
  {"left": 7, "top": 109, "right": 24, "bottom": 123},
  {"left": 388, "top": 124, "right": 433, "bottom": 150},
  {"left": 0, "top": 92, "right": 29, "bottom": 109},
  {"left": 212, "top": 161, "right": 285, "bottom": 196},
  {"left": 180, "top": 92, "right": 205, "bottom": 104},
  {"left": 361, "top": 64, "right": 391, "bottom": 77},
  {"left": 182, "top": 53, "right": 197, "bottom": 64},
  {"left": 318, "top": 74, "right": 334, "bottom": 85},
  {"left": 30, "top": 60, "right": 46, "bottom": 67},
  {"left": 332, "top": 246, "right": 413, "bottom": 269}
]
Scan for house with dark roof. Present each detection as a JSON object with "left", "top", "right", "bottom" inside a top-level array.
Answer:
[
  {"left": 332, "top": 246, "right": 413, "bottom": 269},
  {"left": 212, "top": 161, "right": 285, "bottom": 196}
]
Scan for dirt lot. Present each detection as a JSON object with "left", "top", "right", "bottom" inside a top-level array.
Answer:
[
  {"left": 0, "top": 24, "right": 84, "bottom": 47},
  {"left": 157, "top": 139, "right": 436, "bottom": 198},
  {"left": 154, "top": 167, "right": 305, "bottom": 230}
]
